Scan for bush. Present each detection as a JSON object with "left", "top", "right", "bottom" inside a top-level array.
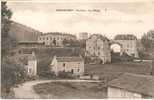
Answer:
[
  {"left": 111, "top": 52, "right": 134, "bottom": 63},
  {"left": 1, "top": 57, "right": 26, "bottom": 93},
  {"left": 58, "top": 71, "right": 73, "bottom": 79},
  {"left": 39, "top": 71, "right": 56, "bottom": 79},
  {"left": 85, "top": 56, "right": 92, "bottom": 64},
  {"left": 26, "top": 75, "right": 39, "bottom": 81}
]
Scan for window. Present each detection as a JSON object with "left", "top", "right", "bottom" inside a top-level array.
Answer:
[
  {"left": 71, "top": 69, "right": 74, "bottom": 74},
  {"left": 98, "top": 47, "right": 100, "bottom": 50},
  {"left": 77, "top": 69, "right": 80, "bottom": 72},
  {"left": 50, "top": 37, "right": 52, "bottom": 40},
  {"left": 63, "top": 63, "right": 65, "bottom": 67},
  {"left": 29, "top": 68, "right": 32, "bottom": 73}
]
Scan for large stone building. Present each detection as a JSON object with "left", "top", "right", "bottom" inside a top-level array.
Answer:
[
  {"left": 114, "top": 34, "right": 139, "bottom": 58},
  {"left": 50, "top": 55, "right": 84, "bottom": 76},
  {"left": 38, "top": 32, "right": 76, "bottom": 47},
  {"left": 85, "top": 34, "right": 111, "bottom": 64},
  {"left": 108, "top": 73, "right": 154, "bottom": 98}
]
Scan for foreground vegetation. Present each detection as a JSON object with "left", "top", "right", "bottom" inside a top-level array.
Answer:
[
  {"left": 33, "top": 82, "right": 106, "bottom": 99},
  {"left": 1, "top": 2, "right": 27, "bottom": 98},
  {"left": 85, "top": 62, "right": 152, "bottom": 82}
]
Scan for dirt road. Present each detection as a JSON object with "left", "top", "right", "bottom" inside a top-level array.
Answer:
[{"left": 13, "top": 79, "right": 101, "bottom": 99}]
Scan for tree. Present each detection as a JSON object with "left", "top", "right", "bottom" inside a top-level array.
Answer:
[
  {"left": 1, "top": 2, "right": 12, "bottom": 35},
  {"left": 1, "top": 2, "right": 26, "bottom": 97},
  {"left": 1, "top": 58, "right": 26, "bottom": 93},
  {"left": 1, "top": 1, "right": 17, "bottom": 57},
  {"left": 141, "top": 30, "right": 154, "bottom": 50}
]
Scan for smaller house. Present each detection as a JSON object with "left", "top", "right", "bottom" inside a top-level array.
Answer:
[
  {"left": 21, "top": 51, "right": 37, "bottom": 77},
  {"left": 108, "top": 73, "right": 154, "bottom": 98},
  {"left": 26, "top": 51, "right": 37, "bottom": 76},
  {"left": 50, "top": 55, "right": 84, "bottom": 76}
]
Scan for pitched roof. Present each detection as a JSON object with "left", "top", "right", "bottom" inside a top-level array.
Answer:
[
  {"left": 56, "top": 56, "right": 83, "bottom": 62},
  {"left": 108, "top": 73, "right": 154, "bottom": 97},
  {"left": 114, "top": 34, "right": 137, "bottom": 40},
  {"left": 89, "top": 34, "right": 109, "bottom": 41},
  {"left": 40, "top": 32, "right": 76, "bottom": 38}
]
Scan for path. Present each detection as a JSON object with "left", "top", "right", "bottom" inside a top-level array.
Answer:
[{"left": 13, "top": 79, "right": 101, "bottom": 99}]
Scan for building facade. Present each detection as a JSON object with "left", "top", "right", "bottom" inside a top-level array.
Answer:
[
  {"left": 78, "top": 32, "right": 89, "bottom": 40},
  {"left": 24, "top": 51, "right": 37, "bottom": 77},
  {"left": 7, "top": 49, "right": 37, "bottom": 77},
  {"left": 85, "top": 34, "right": 111, "bottom": 64},
  {"left": 38, "top": 32, "right": 76, "bottom": 47},
  {"left": 114, "top": 34, "right": 139, "bottom": 58},
  {"left": 50, "top": 56, "right": 84, "bottom": 76},
  {"left": 108, "top": 73, "right": 154, "bottom": 98}
]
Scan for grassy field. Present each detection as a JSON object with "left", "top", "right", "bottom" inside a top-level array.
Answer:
[
  {"left": 85, "top": 62, "right": 152, "bottom": 82},
  {"left": 33, "top": 82, "right": 107, "bottom": 99},
  {"left": 33, "top": 60, "right": 152, "bottom": 99}
]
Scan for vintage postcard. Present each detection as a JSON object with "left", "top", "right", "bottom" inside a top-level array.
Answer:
[{"left": 1, "top": 0, "right": 154, "bottom": 99}]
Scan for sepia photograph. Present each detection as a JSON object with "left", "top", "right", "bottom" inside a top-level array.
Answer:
[{"left": 1, "top": 0, "right": 154, "bottom": 99}]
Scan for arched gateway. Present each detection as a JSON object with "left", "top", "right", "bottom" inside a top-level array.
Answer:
[{"left": 109, "top": 40, "right": 124, "bottom": 56}]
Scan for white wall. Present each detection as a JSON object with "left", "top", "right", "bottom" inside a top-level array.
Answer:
[
  {"left": 108, "top": 87, "right": 142, "bottom": 98},
  {"left": 50, "top": 56, "right": 58, "bottom": 75},
  {"left": 51, "top": 58, "right": 84, "bottom": 76},
  {"left": 27, "top": 60, "right": 37, "bottom": 76},
  {"left": 57, "top": 61, "right": 84, "bottom": 76}
]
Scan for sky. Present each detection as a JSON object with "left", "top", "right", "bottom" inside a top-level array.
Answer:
[{"left": 7, "top": 0, "right": 154, "bottom": 39}]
